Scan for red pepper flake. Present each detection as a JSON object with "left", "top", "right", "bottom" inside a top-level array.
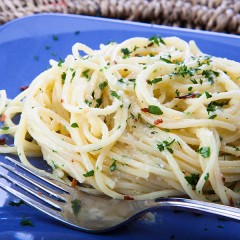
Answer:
[
  {"left": 154, "top": 119, "right": 163, "bottom": 125},
  {"left": 71, "top": 178, "right": 77, "bottom": 188},
  {"left": 0, "top": 114, "right": 6, "bottom": 122},
  {"left": 175, "top": 93, "right": 200, "bottom": 99},
  {"left": 20, "top": 86, "right": 29, "bottom": 91},
  {"left": 124, "top": 195, "right": 134, "bottom": 200},
  {"left": 147, "top": 42, "right": 154, "bottom": 47},
  {"left": 60, "top": 99, "right": 64, "bottom": 103},
  {"left": 141, "top": 108, "right": 149, "bottom": 113},
  {"left": 0, "top": 138, "right": 6, "bottom": 145},
  {"left": 229, "top": 197, "right": 234, "bottom": 207},
  {"left": 222, "top": 176, "right": 226, "bottom": 183}
]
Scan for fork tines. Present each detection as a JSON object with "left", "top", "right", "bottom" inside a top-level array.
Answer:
[{"left": 0, "top": 156, "right": 66, "bottom": 212}]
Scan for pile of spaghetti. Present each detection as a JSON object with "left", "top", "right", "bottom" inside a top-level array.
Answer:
[{"left": 1, "top": 36, "right": 240, "bottom": 206}]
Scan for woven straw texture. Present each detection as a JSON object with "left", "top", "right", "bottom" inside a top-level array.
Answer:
[{"left": 0, "top": 0, "right": 240, "bottom": 34}]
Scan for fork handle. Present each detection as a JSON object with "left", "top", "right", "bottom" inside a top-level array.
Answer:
[{"left": 155, "top": 198, "right": 240, "bottom": 221}]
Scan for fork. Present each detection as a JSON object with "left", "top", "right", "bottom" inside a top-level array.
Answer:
[{"left": 0, "top": 157, "right": 239, "bottom": 233}]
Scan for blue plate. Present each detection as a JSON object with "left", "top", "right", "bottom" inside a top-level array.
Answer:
[{"left": 0, "top": 14, "right": 240, "bottom": 240}]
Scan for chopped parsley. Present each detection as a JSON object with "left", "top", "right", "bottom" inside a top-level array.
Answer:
[
  {"left": 99, "top": 81, "right": 108, "bottom": 90},
  {"left": 185, "top": 173, "right": 200, "bottom": 189},
  {"left": 207, "top": 101, "right": 229, "bottom": 113},
  {"left": 110, "top": 160, "right": 117, "bottom": 171},
  {"left": 160, "top": 57, "right": 172, "bottom": 64},
  {"left": 83, "top": 170, "right": 94, "bottom": 177},
  {"left": 81, "top": 69, "right": 90, "bottom": 78},
  {"left": 202, "top": 70, "right": 219, "bottom": 85},
  {"left": 175, "top": 89, "right": 180, "bottom": 97},
  {"left": 121, "top": 48, "right": 131, "bottom": 59},
  {"left": 110, "top": 91, "right": 120, "bottom": 99},
  {"left": 148, "top": 35, "right": 165, "bottom": 46},
  {"left": 209, "top": 114, "right": 217, "bottom": 119},
  {"left": 197, "top": 56, "right": 211, "bottom": 66},
  {"left": 190, "top": 79, "right": 198, "bottom": 84},
  {"left": 71, "top": 199, "right": 81, "bottom": 216},
  {"left": 205, "top": 91, "right": 212, "bottom": 99},
  {"left": 85, "top": 99, "right": 92, "bottom": 106},
  {"left": 148, "top": 105, "right": 163, "bottom": 115},
  {"left": 34, "top": 56, "right": 39, "bottom": 61},
  {"left": 157, "top": 139, "right": 175, "bottom": 153},
  {"left": 118, "top": 78, "right": 125, "bottom": 84},
  {"left": 9, "top": 199, "right": 25, "bottom": 207},
  {"left": 176, "top": 64, "right": 195, "bottom": 77},
  {"left": 147, "top": 78, "right": 162, "bottom": 85},
  {"left": 95, "top": 98, "right": 102, "bottom": 108},
  {"left": 58, "top": 58, "right": 63, "bottom": 67},
  {"left": 20, "top": 216, "right": 33, "bottom": 226},
  {"left": 129, "top": 78, "right": 136, "bottom": 89},
  {"left": 233, "top": 146, "right": 240, "bottom": 151},
  {"left": 61, "top": 72, "right": 66, "bottom": 84},
  {"left": 196, "top": 147, "right": 210, "bottom": 158},
  {"left": 52, "top": 35, "right": 59, "bottom": 41},
  {"left": 204, "top": 173, "right": 210, "bottom": 181},
  {"left": 71, "top": 123, "right": 79, "bottom": 128},
  {"left": 1, "top": 126, "right": 9, "bottom": 130}
]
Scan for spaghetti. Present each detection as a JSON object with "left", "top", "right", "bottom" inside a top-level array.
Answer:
[{"left": 1, "top": 36, "right": 240, "bottom": 205}]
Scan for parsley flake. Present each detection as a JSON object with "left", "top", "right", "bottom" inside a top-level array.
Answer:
[
  {"left": 110, "top": 91, "right": 120, "bottom": 99},
  {"left": 9, "top": 200, "right": 25, "bottom": 207},
  {"left": 71, "top": 123, "right": 79, "bottom": 128},
  {"left": 202, "top": 70, "right": 219, "bottom": 85},
  {"left": 148, "top": 105, "right": 163, "bottom": 115},
  {"left": 52, "top": 35, "right": 59, "bottom": 41},
  {"left": 205, "top": 92, "right": 212, "bottom": 99},
  {"left": 34, "top": 56, "right": 39, "bottom": 61},
  {"left": 20, "top": 216, "right": 33, "bottom": 226},
  {"left": 121, "top": 48, "right": 131, "bottom": 59},
  {"left": 1, "top": 126, "right": 9, "bottom": 131},
  {"left": 61, "top": 72, "right": 66, "bottom": 84},
  {"left": 85, "top": 99, "right": 92, "bottom": 106},
  {"left": 118, "top": 78, "right": 125, "bottom": 84},
  {"left": 207, "top": 101, "right": 229, "bottom": 113},
  {"left": 95, "top": 98, "right": 102, "bottom": 108},
  {"left": 209, "top": 114, "right": 217, "bottom": 119},
  {"left": 110, "top": 160, "right": 117, "bottom": 171},
  {"left": 160, "top": 57, "right": 172, "bottom": 64},
  {"left": 81, "top": 69, "right": 90, "bottom": 79},
  {"left": 83, "top": 170, "right": 94, "bottom": 177},
  {"left": 99, "top": 81, "right": 108, "bottom": 90},
  {"left": 204, "top": 173, "right": 210, "bottom": 181},
  {"left": 58, "top": 58, "right": 64, "bottom": 67},
  {"left": 185, "top": 173, "right": 200, "bottom": 189},
  {"left": 147, "top": 78, "right": 162, "bottom": 85},
  {"left": 197, "top": 147, "right": 210, "bottom": 158},
  {"left": 157, "top": 139, "right": 175, "bottom": 153},
  {"left": 71, "top": 199, "right": 81, "bottom": 216},
  {"left": 148, "top": 35, "right": 165, "bottom": 46}
]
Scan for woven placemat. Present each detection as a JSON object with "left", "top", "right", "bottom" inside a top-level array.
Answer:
[{"left": 0, "top": 0, "right": 239, "bottom": 34}]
